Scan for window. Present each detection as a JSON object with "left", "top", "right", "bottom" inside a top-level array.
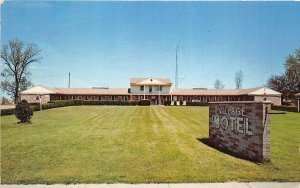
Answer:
[
  {"left": 159, "top": 86, "right": 163, "bottom": 91},
  {"left": 140, "top": 86, "right": 144, "bottom": 91},
  {"left": 149, "top": 86, "right": 152, "bottom": 92}
]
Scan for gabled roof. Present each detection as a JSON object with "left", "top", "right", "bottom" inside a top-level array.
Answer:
[
  {"left": 245, "top": 87, "right": 281, "bottom": 96},
  {"left": 54, "top": 88, "right": 129, "bottom": 95},
  {"left": 130, "top": 78, "right": 172, "bottom": 86},
  {"left": 21, "top": 86, "right": 129, "bottom": 95},
  {"left": 20, "top": 86, "right": 57, "bottom": 95},
  {"left": 170, "top": 87, "right": 282, "bottom": 96},
  {"left": 170, "top": 89, "right": 239, "bottom": 96},
  {"left": 21, "top": 85, "right": 281, "bottom": 97}
]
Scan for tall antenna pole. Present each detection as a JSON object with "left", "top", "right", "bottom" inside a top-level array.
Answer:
[
  {"left": 175, "top": 45, "right": 179, "bottom": 89},
  {"left": 68, "top": 72, "right": 70, "bottom": 88}
]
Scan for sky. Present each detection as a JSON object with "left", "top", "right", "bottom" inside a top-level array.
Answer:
[{"left": 1, "top": 1, "right": 300, "bottom": 89}]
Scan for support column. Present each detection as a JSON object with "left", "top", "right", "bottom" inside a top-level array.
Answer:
[
  {"left": 158, "top": 85, "right": 161, "bottom": 105},
  {"left": 144, "top": 85, "right": 145, "bottom": 100},
  {"left": 39, "top": 95, "right": 42, "bottom": 111}
]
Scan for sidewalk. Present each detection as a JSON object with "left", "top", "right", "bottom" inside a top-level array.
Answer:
[{"left": 1, "top": 182, "right": 299, "bottom": 188}]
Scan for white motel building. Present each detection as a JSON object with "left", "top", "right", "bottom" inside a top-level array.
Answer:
[{"left": 21, "top": 77, "right": 282, "bottom": 106}]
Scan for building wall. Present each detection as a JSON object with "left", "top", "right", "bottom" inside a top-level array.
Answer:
[
  {"left": 50, "top": 95, "right": 129, "bottom": 101},
  {"left": 171, "top": 95, "right": 254, "bottom": 102},
  {"left": 43, "top": 93, "right": 281, "bottom": 106},
  {"left": 21, "top": 94, "right": 50, "bottom": 104},
  {"left": 254, "top": 95, "right": 281, "bottom": 106},
  {"left": 130, "top": 85, "right": 171, "bottom": 95}
]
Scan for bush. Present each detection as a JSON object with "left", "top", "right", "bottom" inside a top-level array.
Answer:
[
  {"left": 82, "top": 100, "right": 139, "bottom": 106},
  {"left": 49, "top": 100, "right": 141, "bottom": 106},
  {"left": 186, "top": 101, "right": 208, "bottom": 106},
  {"left": 30, "top": 105, "right": 40, "bottom": 111},
  {"left": 272, "top": 105, "right": 298, "bottom": 112},
  {"left": 164, "top": 101, "right": 171, "bottom": 106},
  {"left": 29, "top": 102, "right": 40, "bottom": 106},
  {"left": 48, "top": 100, "right": 80, "bottom": 107},
  {"left": 15, "top": 100, "right": 33, "bottom": 123},
  {"left": 41, "top": 103, "right": 55, "bottom": 110},
  {"left": 164, "top": 101, "right": 208, "bottom": 106},
  {"left": 138, "top": 100, "right": 150, "bottom": 106},
  {"left": 1, "top": 108, "right": 15, "bottom": 116}
]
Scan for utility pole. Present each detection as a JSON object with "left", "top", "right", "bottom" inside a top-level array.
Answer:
[
  {"left": 175, "top": 45, "right": 179, "bottom": 89},
  {"left": 68, "top": 72, "right": 70, "bottom": 88}
]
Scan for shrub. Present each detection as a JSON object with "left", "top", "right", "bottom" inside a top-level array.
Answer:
[
  {"left": 164, "top": 101, "right": 171, "bottom": 106},
  {"left": 48, "top": 100, "right": 82, "bottom": 107},
  {"left": 15, "top": 100, "right": 33, "bottom": 123},
  {"left": 271, "top": 105, "right": 298, "bottom": 112},
  {"left": 41, "top": 103, "right": 55, "bottom": 110},
  {"left": 129, "top": 100, "right": 138, "bottom": 106},
  {"left": 30, "top": 105, "right": 40, "bottom": 111},
  {"left": 29, "top": 102, "right": 40, "bottom": 106},
  {"left": 82, "top": 100, "right": 139, "bottom": 106},
  {"left": 186, "top": 101, "right": 208, "bottom": 106},
  {"left": 138, "top": 100, "right": 150, "bottom": 106},
  {"left": 1, "top": 108, "right": 15, "bottom": 116}
]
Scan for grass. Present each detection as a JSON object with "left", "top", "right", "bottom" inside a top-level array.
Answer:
[{"left": 1, "top": 106, "right": 300, "bottom": 184}]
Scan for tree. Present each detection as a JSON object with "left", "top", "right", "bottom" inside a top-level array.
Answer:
[
  {"left": 1, "top": 96, "right": 11, "bottom": 105},
  {"left": 284, "top": 48, "right": 300, "bottom": 94},
  {"left": 234, "top": 70, "right": 243, "bottom": 89},
  {"left": 15, "top": 100, "right": 33, "bottom": 123},
  {"left": 1, "top": 39, "right": 41, "bottom": 103},
  {"left": 267, "top": 48, "right": 300, "bottom": 100},
  {"left": 214, "top": 79, "right": 225, "bottom": 89},
  {"left": 267, "top": 75, "right": 291, "bottom": 99}
]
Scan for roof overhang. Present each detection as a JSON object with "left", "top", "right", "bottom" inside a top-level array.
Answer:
[
  {"left": 21, "top": 86, "right": 57, "bottom": 95},
  {"left": 130, "top": 78, "right": 172, "bottom": 86},
  {"left": 247, "top": 87, "right": 282, "bottom": 96}
]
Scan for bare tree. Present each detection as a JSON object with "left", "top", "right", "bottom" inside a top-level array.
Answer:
[
  {"left": 235, "top": 70, "right": 243, "bottom": 89},
  {"left": 1, "top": 39, "right": 41, "bottom": 103},
  {"left": 214, "top": 79, "right": 225, "bottom": 89}
]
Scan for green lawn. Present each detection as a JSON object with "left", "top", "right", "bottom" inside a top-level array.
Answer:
[{"left": 1, "top": 106, "right": 300, "bottom": 184}]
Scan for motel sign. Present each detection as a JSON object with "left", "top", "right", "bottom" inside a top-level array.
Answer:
[
  {"left": 211, "top": 106, "right": 253, "bottom": 136},
  {"left": 209, "top": 101, "right": 271, "bottom": 163}
]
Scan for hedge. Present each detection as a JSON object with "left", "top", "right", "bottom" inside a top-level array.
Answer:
[
  {"left": 186, "top": 101, "right": 209, "bottom": 106},
  {"left": 1, "top": 108, "right": 15, "bottom": 116},
  {"left": 47, "top": 100, "right": 151, "bottom": 106},
  {"left": 271, "top": 105, "right": 298, "bottom": 112},
  {"left": 164, "top": 101, "right": 208, "bottom": 106},
  {"left": 81, "top": 100, "right": 133, "bottom": 106},
  {"left": 48, "top": 100, "right": 83, "bottom": 107}
]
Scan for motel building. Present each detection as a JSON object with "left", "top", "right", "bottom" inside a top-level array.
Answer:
[{"left": 21, "top": 77, "right": 282, "bottom": 106}]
